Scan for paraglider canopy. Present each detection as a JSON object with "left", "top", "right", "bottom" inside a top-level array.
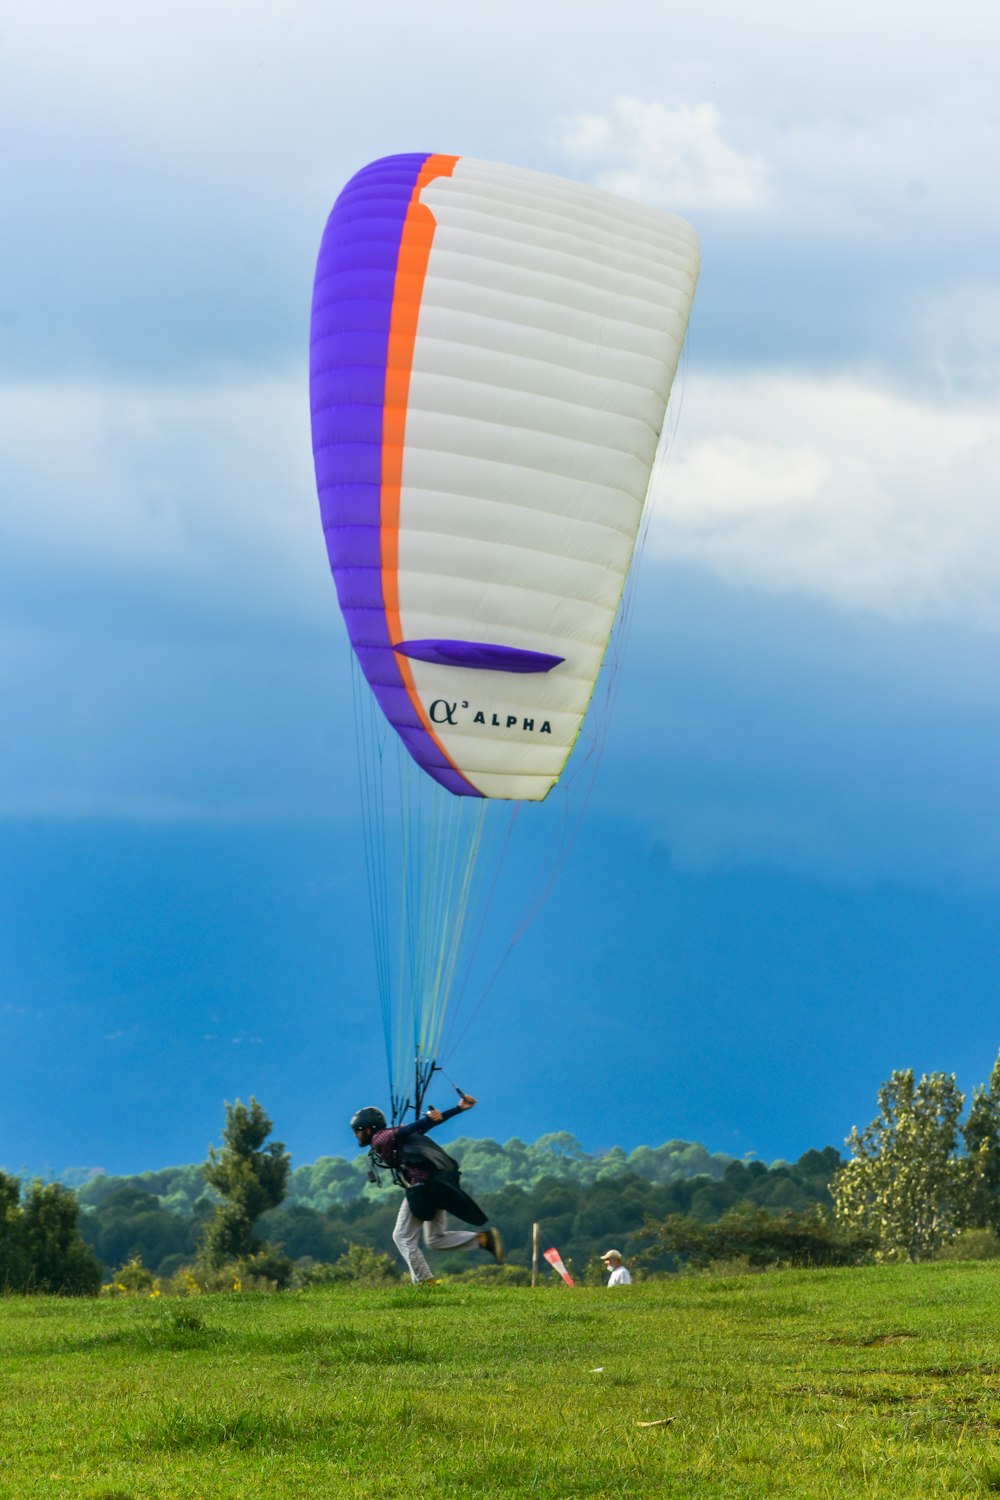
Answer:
[{"left": 310, "top": 153, "right": 699, "bottom": 803}]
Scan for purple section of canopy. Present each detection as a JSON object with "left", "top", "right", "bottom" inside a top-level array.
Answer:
[
  {"left": 309, "top": 154, "right": 479, "bottom": 798},
  {"left": 395, "top": 640, "right": 565, "bottom": 674}
]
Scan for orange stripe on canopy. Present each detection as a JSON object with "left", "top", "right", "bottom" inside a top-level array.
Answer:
[{"left": 381, "top": 154, "right": 472, "bottom": 784}]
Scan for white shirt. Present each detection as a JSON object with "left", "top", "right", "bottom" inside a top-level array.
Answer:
[{"left": 607, "top": 1264, "right": 632, "bottom": 1286}]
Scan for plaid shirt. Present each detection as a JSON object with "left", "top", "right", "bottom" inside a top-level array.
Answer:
[{"left": 371, "top": 1103, "right": 464, "bottom": 1186}]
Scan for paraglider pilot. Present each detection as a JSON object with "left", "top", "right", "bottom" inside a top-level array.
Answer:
[{"left": 351, "top": 1094, "right": 504, "bottom": 1284}]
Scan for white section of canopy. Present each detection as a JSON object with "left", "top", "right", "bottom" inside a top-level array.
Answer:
[{"left": 398, "top": 158, "right": 698, "bottom": 801}]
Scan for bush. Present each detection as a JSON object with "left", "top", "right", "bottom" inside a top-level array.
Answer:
[
  {"left": 292, "top": 1259, "right": 343, "bottom": 1287},
  {"left": 235, "top": 1245, "right": 294, "bottom": 1290},
  {"left": 936, "top": 1228, "right": 1000, "bottom": 1261},
  {"left": 156, "top": 1243, "right": 295, "bottom": 1295},
  {"left": 641, "top": 1204, "right": 874, "bottom": 1272},
  {"left": 103, "top": 1254, "right": 156, "bottom": 1295},
  {"left": 156, "top": 1252, "right": 189, "bottom": 1280},
  {"left": 324, "top": 1243, "right": 400, "bottom": 1285},
  {"left": 158, "top": 1265, "right": 206, "bottom": 1297},
  {"left": 698, "top": 1255, "right": 761, "bottom": 1277}
]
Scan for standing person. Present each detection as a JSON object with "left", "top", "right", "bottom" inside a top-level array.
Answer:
[
  {"left": 599, "top": 1249, "right": 632, "bottom": 1286},
  {"left": 351, "top": 1093, "right": 504, "bottom": 1285}
]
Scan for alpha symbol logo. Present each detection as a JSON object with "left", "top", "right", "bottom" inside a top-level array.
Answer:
[{"left": 429, "top": 699, "right": 552, "bottom": 735}]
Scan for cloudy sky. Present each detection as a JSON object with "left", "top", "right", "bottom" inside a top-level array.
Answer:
[{"left": 2, "top": 0, "right": 999, "bottom": 1178}]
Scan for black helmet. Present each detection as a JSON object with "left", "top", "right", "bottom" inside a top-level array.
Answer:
[{"left": 350, "top": 1106, "right": 386, "bottom": 1135}]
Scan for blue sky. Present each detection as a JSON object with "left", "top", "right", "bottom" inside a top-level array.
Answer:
[{"left": 2, "top": 1, "right": 999, "bottom": 1177}]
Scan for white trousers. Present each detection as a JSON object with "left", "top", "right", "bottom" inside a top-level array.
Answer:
[{"left": 392, "top": 1196, "right": 481, "bottom": 1283}]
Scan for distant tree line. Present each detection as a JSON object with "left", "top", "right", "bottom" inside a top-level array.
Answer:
[
  {"left": 71, "top": 1133, "right": 740, "bottom": 1217},
  {"left": 62, "top": 1130, "right": 751, "bottom": 1279},
  {"left": 15, "top": 1051, "right": 1000, "bottom": 1293},
  {"left": 66, "top": 1132, "right": 843, "bottom": 1282}
]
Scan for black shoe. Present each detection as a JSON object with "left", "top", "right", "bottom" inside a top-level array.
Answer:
[{"left": 481, "top": 1227, "right": 505, "bottom": 1265}]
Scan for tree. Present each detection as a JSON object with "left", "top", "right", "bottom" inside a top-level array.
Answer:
[
  {"left": 959, "top": 1050, "right": 1000, "bottom": 1234},
  {"left": 200, "top": 1098, "right": 290, "bottom": 1267},
  {"left": 833, "top": 1069, "right": 965, "bottom": 1260},
  {"left": 0, "top": 1172, "right": 102, "bottom": 1294}
]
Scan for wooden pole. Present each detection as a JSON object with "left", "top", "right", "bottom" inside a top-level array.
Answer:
[{"left": 532, "top": 1221, "right": 539, "bottom": 1287}]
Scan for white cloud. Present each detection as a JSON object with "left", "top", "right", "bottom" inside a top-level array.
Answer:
[
  {"left": 555, "top": 99, "right": 773, "bottom": 214},
  {"left": 0, "top": 372, "right": 355, "bottom": 824},
  {"left": 651, "top": 371, "right": 1000, "bottom": 628},
  {"left": 662, "top": 437, "right": 829, "bottom": 520},
  {"left": 6, "top": 6, "right": 1000, "bottom": 390},
  {"left": 5, "top": 363, "right": 999, "bottom": 650},
  {"left": 914, "top": 280, "right": 1000, "bottom": 394},
  {"left": 0, "top": 378, "right": 324, "bottom": 619},
  {"left": 552, "top": 83, "right": 1000, "bottom": 253},
  {"left": 2, "top": 360, "right": 998, "bottom": 855}
]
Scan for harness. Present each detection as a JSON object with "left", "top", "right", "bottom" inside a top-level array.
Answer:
[
  {"left": 369, "top": 1129, "right": 461, "bottom": 1190},
  {"left": 369, "top": 1125, "right": 486, "bottom": 1228}
]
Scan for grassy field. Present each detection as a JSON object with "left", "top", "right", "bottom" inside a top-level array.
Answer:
[{"left": 5, "top": 1262, "right": 1000, "bottom": 1498}]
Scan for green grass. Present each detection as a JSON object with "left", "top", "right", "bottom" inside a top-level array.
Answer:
[{"left": 5, "top": 1262, "right": 1000, "bottom": 1497}]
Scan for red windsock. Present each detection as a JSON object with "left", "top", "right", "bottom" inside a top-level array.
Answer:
[{"left": 543, "top": 1247, "right": 575, "bottom": 1286}]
